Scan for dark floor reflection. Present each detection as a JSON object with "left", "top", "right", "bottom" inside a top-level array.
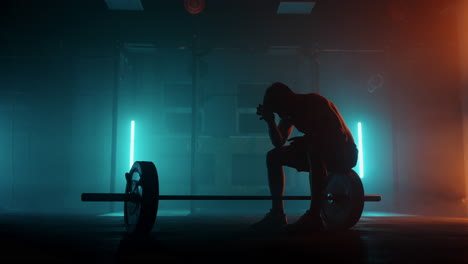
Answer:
[
  {"left": 1, "top": 213, "right": 467, "bottom": 263},
  {"left": 115, "top": 221, "right": 368, "bottom": 263}
]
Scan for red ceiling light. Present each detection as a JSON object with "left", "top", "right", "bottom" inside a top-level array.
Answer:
[{"left": 185, "top": 0, "right": 205, "bottom": 15}]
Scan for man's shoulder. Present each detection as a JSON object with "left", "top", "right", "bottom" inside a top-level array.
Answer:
[{"left": 301, "top": 93, "right": 329, "bottom": 103}]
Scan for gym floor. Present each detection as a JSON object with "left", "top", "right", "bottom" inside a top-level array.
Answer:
[{"left": 0, "top": 211, "right": 467, "bottom": 264}]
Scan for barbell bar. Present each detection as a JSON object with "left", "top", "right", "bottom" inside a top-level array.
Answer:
[
  {"left": 81, "top": 193, "right": 382, "bottom": 202},
  {"left": 81, "top": 161, "right": 382, "bottom": 235}
]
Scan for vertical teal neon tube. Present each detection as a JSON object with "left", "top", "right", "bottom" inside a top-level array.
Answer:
[
  {"left": 357, "top": 122, "right": 364, "bottom": 178},
  {"left": 130, "top": 120, "right": 135, "bottom": 169}
]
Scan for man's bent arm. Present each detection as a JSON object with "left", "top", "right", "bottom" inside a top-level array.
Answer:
[{"left": 266, "top": 119, "right": 293, "bottom": 148}]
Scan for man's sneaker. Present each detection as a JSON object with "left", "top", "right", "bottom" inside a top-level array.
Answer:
[
  {"left": 251, "top": 209, "right": 288, "bottom": 232},
  {"left": 285, "top": 210, "right": 324, "bottom": 234}
]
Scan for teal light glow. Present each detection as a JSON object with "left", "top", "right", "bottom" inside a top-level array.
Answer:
[
  {"left": 357, "top": 122, "right": 364, "bottom": 178},
  {"left": 130, "top": 120, "right": 135, "bottom": 169}
]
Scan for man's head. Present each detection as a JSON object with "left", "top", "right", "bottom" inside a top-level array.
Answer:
[{"left": 263, "top": 82, "right": 295, "bottom": 116}]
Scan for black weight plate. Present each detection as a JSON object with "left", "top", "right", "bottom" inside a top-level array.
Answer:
[
  {"left": 124, "top": 161, "right": 159, "bottom": 235},
  {"left": 320, "top": 170, "right": 364, "bottom": 230}
]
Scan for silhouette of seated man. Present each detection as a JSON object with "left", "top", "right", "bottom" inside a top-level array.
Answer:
[{"left": 251, "top": 82, "right": 358, "bottom": 232}]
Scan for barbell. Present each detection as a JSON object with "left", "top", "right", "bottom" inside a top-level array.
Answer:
[{"left": 81, "top": 161, "right": 381, "bottom": 235}]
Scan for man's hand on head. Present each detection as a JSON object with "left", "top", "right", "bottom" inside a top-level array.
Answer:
[{"left": 257, "top": 104, "right": 275, "bottom": 123}]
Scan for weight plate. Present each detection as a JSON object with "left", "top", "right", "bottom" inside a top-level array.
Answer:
[
  {"left": 124, "top": 161, "right": 159, "bottom": 235},
  {"left": 321, "top": 170, "right": 364, "bottom": 230}
]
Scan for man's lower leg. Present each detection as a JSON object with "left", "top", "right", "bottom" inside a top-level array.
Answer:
[
  {"left": 267, "top": 164, "right": 285, "bottom": 214},
  {"left": 309, "top": 159, "right": 327, "bottom": 216},
  {"left": 250, "top": 162, "right": 287, "bottom": 231}
]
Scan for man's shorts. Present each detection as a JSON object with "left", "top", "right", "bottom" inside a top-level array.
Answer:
[{"left": 278, "top": 140, "right": 358, "bottom": 173}]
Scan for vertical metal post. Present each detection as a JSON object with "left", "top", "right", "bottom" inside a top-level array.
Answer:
[
  {"left": 10, "top": 97, "right": 15, "bottom": 209},
  {"left": 110, "top": 41, "right": 121, "bottom": 212},
  {"left": 312, "top": 42, "right": 321, "bottom": 93},
  {"left": 190, "top": 27, "right": 200, "bottom": 214},
  {"left": 387, "top": 44, "right": 400, "bottom": 212}
]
